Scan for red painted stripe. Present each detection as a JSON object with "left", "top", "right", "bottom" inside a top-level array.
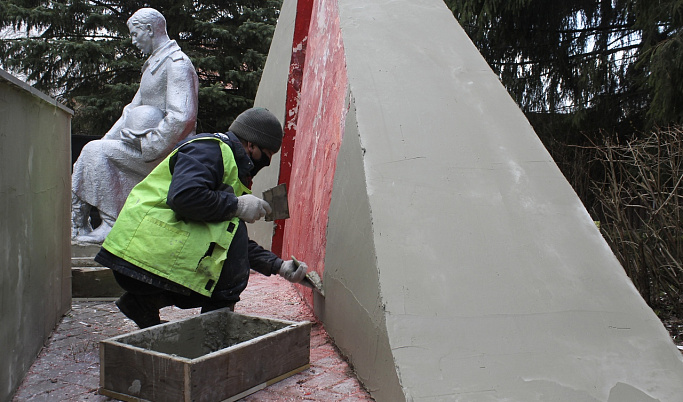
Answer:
[
  {"left": 281, "top": 0, "right": 348, "bottom": 307},
  {"left": 273, "top": 0, "right": 315, "bottom": 256}
]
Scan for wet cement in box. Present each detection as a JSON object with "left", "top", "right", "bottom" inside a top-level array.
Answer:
[{"left": 121, "top": 312, "right": 288, "bottom": 359}]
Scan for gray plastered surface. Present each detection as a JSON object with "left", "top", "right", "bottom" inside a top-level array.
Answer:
[{"left": 335, "top": 0, "right": 683, "bottom": 400}]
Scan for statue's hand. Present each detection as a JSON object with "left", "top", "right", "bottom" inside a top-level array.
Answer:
[{"left": 120, "top": 128, "right": 137, "bottom": 143}]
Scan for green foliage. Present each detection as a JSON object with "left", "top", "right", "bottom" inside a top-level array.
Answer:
[
  {"left": 0, "top": 0, "right": 282, "bottom": 136},
  {"left": 637, "top": 0, "right": 683, "bottom": 125},
  {"left": 444, "top": 0, "right": 683, "bottom": 139}
]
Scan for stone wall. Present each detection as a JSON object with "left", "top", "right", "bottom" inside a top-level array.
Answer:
[{"left": 0, "top": 69, "right": 72, "bottom": 401}]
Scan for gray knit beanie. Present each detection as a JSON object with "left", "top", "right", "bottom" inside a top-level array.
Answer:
[{"left": 229, "top": 107, "right": 284, "bottom": 152}]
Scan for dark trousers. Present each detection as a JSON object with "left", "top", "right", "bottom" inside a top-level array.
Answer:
[
  {"left": 113, "top": 271, "right": 235, "bottom": 312},
  {"left": 111, "top": 221, "right": 250, "bottom": 313}
]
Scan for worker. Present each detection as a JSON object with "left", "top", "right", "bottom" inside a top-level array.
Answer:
[{"left": 94, "top": 107, "right": 308, "bottom": 329}]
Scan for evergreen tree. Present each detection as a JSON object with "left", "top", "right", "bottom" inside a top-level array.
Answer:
[
  {"left": 0, "top": 0, "right": 281, "bottom": 136},
  {"left": 444, "top": 0, "right": 683, "bottom": 140}
]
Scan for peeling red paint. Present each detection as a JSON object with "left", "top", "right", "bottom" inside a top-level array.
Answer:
[
  {"left": 282, "top": 0, "right": 348, "bottom": 307},
  {"left": 273, "top": 0, "right": 315, "bottom": 256}
]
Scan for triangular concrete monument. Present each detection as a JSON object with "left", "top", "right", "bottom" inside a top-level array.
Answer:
[{"left": 252, "top": 0, "right": 683, "bottom": 400}]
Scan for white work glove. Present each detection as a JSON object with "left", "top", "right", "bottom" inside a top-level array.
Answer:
[
  {"left": 279, "top": 259, "right": 308, "bottom": 283},
  {"left": 236, "top": 194, "right": 272, "bottom": 223}
]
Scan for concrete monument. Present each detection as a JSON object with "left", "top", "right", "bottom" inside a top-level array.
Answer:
[
  {"left": 71, "top": 7, "right": 198, "bottom": 243},
  {"left": 251, "top": 0, "right": 683, "bottom": 400}
]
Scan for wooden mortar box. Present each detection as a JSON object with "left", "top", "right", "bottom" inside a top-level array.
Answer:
[{"left": 99, "top": 308, "right": 311, "bottom": 402}]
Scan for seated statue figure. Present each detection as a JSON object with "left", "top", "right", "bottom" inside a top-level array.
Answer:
[{"left": 72, "top": 7, "right": 198, "bottom": 243}]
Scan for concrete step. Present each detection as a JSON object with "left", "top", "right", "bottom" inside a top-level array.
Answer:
[
  {"left": 72, "top": 266, "right": 123, "bottom": 299},
  {"left": 71, "top": 242, "right": 101, "bottom": 258},
  {"left": 72, "top": 256, "right": 102, "bottom": 267},
  {"left": 71, "top": 243, "right": 122, "bottom": 299}
]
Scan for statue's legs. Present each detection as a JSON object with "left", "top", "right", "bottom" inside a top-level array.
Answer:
[
  {"left": 71, "top": 193, "right": 93, "bottom": 239},
  {"left": 74, "top": 209, "right": 115, "bottom": 244}
]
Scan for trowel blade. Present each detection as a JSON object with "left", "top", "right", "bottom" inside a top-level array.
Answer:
[
  {"left": 262, "top": 183, "right": 289, "bottom": 221},
  {"left": 292, "top": 256, "right": 325, "bottom": 297},
  {"left": 301, "top": 271, "right": 325, "bottom": 297}
]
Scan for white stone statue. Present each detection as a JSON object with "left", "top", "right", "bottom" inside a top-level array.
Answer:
[{"left": 72, "top": 7, "right": 199, "bottom": 243}]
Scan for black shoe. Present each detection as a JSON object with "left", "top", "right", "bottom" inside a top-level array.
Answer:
[{"left": 115, "top": 293, "right": 161, "bottom": 329}]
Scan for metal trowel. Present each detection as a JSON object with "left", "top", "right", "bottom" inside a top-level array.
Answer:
[
  {"left": 292, "top": 256, "right": 325, "bottom": 297},
  {"left": 262, "top": 183, "right": 289, "bottom": 221}
]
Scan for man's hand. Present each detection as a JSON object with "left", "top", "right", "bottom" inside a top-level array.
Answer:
[
  {"left": 279, "top": 259, "right": 308, "bottom": 283},
  {"left": 236, "top": 194, "right": 272, "bottom": 223}
]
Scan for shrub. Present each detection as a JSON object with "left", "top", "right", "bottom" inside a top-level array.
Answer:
[{"left": 551, "top": 126, "right": 683, "bottom": 317}]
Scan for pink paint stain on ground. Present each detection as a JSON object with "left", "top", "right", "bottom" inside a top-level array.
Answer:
[{"left": 240, "top": 271, "right": 372, "bottom": 401}]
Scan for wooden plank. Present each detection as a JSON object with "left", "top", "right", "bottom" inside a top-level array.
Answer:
[
  {"left": 190, "top": 321, "right": 311, "bottom": 400},
  {"left": 100, "top": 340, "right": 188, "bottom": 401},
  {"left": 184, "top": 361, "right": 192, "bottom": 402},
  {"left": 99, "top": 341, "right": 106, "bottom": 393},
  {"left": 186, "top": 314, "right": 311, "bottom": 400},
  {"left": 224, "top": 364, "right": 310, "bottom": 402},
  {"left": 98, "top": 388, "right": 147, "bottom": 402}
]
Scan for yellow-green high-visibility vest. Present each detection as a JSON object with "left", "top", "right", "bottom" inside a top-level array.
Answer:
[{"left": 102, "top": 136, "right": 251, "bottom": 296}]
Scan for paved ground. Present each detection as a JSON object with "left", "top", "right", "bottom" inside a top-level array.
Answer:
[{"left": 12, "top": 271, "right": 374, "bottom": 401}]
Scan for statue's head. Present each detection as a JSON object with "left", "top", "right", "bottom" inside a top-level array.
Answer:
[
  {"left": 122, "top": 105, "right": 165, "bottom": 136},
  {"left": 127, "top": 8, "right": 168, "bottom": 55}
]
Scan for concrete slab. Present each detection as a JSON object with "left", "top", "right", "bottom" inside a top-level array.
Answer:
[
  {"left": 254, "top": 0, "right": 683, "bottom": 400},
  {"left": 71, "top": 267, "right": 123, "bottom": 299},
  {"left": 71, "top": 242, "right": 102, "bottom": 258}
]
